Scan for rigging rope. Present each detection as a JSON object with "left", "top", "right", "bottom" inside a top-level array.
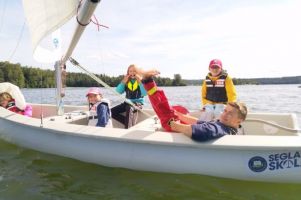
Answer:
[
  {"left": 68, "top": 57, "right": 153, "bottom": 117},
  {"left": 39, "top": 70, "right": 44, "bottom": 128}
]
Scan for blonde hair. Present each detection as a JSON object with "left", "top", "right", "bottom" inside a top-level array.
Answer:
[
  {"left": 127, "top": 64, "right": 138, "bottom": 75},
  {"left": 228, "top": 102, "right": 248, "bottom": 121},
  {"left": 0, "top": 92, "right": 13, "bottom": 102}
]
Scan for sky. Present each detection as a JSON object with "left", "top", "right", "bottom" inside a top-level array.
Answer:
[{"left": 1, "top": 0, "right": 301, "bottom": 79}]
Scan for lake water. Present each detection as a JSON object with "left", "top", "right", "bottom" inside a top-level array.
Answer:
[{"left": 1, "top": 85, "right": 301, "bottom": 199}]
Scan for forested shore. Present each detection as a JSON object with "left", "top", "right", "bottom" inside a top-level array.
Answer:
[
  {"left": 1, "top": 61, "right": 300, "bottom": 88},
  {"left": 0, "top": 61, "right": 187, "bottom": 88}
]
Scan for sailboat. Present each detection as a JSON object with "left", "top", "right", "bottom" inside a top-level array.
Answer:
[{"left": 1, "top": 0, "right": 301, "bottom": 184}]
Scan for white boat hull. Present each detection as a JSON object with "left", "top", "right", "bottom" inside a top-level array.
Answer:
[{"left": 1, "top": 104, "right": 301, "bottom": 183}]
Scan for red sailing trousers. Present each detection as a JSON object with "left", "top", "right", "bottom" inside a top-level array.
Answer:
[{"left": 143, "top": 78, "right": 179, "bottom": 131}]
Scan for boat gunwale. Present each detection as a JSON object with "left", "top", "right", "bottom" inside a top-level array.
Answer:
[{"left": 1, "top": 107, "right": 301, "bottom": 151}]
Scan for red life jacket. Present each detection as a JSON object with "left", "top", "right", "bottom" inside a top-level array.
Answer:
[{"left": 6, "top": 99, "right": 25, "bottom": 115}]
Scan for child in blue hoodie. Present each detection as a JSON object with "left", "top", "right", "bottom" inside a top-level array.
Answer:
[{"left": 86, "top": 87, "right": 112, "bottom": 128}]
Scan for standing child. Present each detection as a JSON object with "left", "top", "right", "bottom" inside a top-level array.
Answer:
[
  {"left": 201, "top": 59, "right": 237, "bottom": 120},
  {"left": 111, "top": 64, "right": 147, "bottom": 128},
  {"left": 86, "top": 87, "right": 112, "bottom": 128}
]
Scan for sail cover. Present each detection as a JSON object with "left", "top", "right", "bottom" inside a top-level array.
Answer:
[{"left": 22, "top": 0, "right": 78, "bottom": 51}]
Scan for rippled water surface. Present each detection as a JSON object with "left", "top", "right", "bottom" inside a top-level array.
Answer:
[{"left": 1, "top": 85, "right": 301, "bottom": 200}]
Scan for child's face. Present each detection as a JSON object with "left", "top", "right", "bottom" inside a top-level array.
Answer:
[
  {"left": 0, "top": 99, "right": 9, "bottom": 108},
  {"left": 128, "top": 67, "right": 137, "bottom": 79},
  {"left": 209, "top": 65, "right": 222, "bottom": 77},
  {"left": 87, "top": 94, "right": 101, "bottom": 104}
]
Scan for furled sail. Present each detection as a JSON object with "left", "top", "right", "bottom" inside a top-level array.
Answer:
[{"left": 22, "top": 0, "right": 78, "bottom": 52}]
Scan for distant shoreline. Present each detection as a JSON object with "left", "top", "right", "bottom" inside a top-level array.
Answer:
[
  {"left": 20, "top": 84, "right": 301, "bottom": 89},
  {"left": 1, "top": 61, "right": 300, "bottom": 88},
  {"left": 184, "top": 76, "right": 301, "bottom": 86}
]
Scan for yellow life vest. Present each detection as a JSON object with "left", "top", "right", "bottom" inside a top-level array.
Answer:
[{"left": 127, "top": 80, "right": 138, "bottom": 91}]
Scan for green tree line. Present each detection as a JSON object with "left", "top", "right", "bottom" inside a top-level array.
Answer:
[
  {"left": 181, "top": 76, "right": 301, "bottom": 85},
  {"left": 1, "top": 61, "right": 300, "bottom": 88},
  {"left": 0, "top": 61, "right": 186, "bottom": 88}
]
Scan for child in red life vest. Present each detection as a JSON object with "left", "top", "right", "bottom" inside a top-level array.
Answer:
[
  {"left": 0, "top": 92, "right": 25, "bottom": 115},
  {"left": 86, "top": 87, "right": 112, "bottom": 128}
]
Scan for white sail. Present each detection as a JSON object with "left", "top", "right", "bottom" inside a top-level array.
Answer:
[
  {"left": 22, "top": 0, "right": 78, "bottom": 51},
  {"left": 33, "top": 29, "right": 62, "bottom": 63},
  {"left": 23, "top": 0, "right": 101, "bottom": 115}
]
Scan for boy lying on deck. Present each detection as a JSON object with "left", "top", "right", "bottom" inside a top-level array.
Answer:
[{"left": 139, "top": 69, "right": 248, "bottom": 142}]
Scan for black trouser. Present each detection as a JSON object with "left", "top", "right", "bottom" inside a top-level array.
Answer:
[{"left": 111, "top": 102, "right": 141, "bottom": 128}]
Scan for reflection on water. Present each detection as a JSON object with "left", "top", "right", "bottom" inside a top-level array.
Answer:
[{"left": 0, "top": 85, "right": 300, "bottom": 199}]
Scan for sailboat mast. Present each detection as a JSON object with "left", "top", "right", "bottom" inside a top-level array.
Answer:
[
  {"left": 61, "top": 0, "right": 101, "bottom": 64},
  {"left": 55, "top": 0, "right": 101, "bottom": 115}
]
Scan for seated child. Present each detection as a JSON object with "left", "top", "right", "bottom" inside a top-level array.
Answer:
[
  {"left": 111, "top": 64, "right": 147, "bottom": 128},
  {"left": 0, "top": 92, "right": 32, "bottom": 116},
  {"left": 86, "top": 87, "right": 112, "bottom": 128},
  {"left": 0, "top": 82, "right": 32, "bottom": 117}
]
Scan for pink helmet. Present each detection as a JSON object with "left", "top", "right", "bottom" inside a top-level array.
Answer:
[
  {"left": 86, "top": 87, "right": 101, "bottom": 97},
  {"left": 209, "top": 59, "right": 222, "bottom": 69}
]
